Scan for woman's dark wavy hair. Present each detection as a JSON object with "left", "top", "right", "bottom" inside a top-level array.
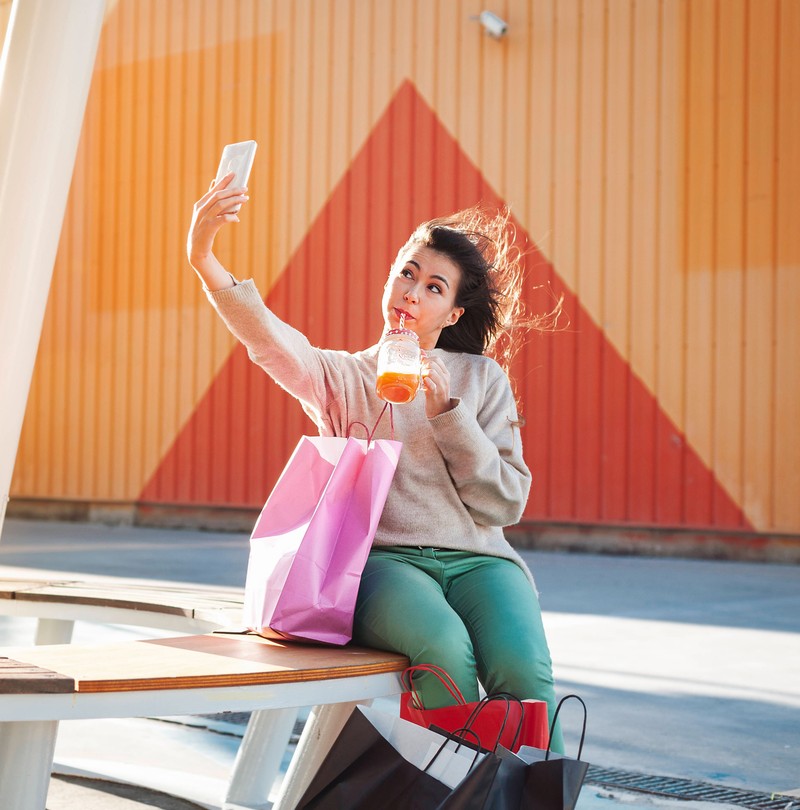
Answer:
[{"left": 394, "top": 206, "right": 563, "bottom": 386}]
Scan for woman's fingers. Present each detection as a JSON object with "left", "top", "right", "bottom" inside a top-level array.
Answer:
[
  {"left": 187, "top": 174, "right": 249, "bottom": 262},
  {"left": 198, "top": 172, "right": 245, "bottom": 208},
  {"left": 194, "top": 181, "right": 249, "bottom": 224},
  {"left": 208, "top": 191, "right": 249, "bottom": 219},
  {"left": 205, "top": 169, "right": 232, "bottom": 196},
  {"left": 421, "top": 356, "right": 452, "bottom": 408},
  {"left": 421, "top": 358, "right": 455, "bottom": 417},
  {"left": 422, "top": 355, "right": 449, "bottom": 386}
]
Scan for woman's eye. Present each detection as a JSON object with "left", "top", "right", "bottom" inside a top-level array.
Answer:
[
  {"left": 428, "top": 284, "right": 441, "bottom": 294},
  {"left": 400, "top": 268, "right": 413, "bottom": 278}
]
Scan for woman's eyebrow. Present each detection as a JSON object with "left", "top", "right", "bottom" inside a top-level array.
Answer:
[{"left": 406, "top": 259, "right": 451, "bottom": 289}]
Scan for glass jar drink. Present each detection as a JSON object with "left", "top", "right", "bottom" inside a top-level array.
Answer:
[{"left": 376, "top": 328, "right": 422, "bottom": 404}]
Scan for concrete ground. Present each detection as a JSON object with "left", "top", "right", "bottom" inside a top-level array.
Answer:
[{"left": 0, "top": 518, "right": 797, "bottom": 809}]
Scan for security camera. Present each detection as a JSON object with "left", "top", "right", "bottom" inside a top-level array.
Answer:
[{"left": 478, "top": 10, "right": 508, "bottom": 38}]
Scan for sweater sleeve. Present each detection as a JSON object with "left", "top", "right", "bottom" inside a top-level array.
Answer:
[
  {"left": 205, "top": 279, "right": 332, "bottom": 421},
  {"left": 428, "top": 371, "right": 531, "bottom": 527}
]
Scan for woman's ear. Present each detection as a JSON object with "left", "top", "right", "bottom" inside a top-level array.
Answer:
[{"left": 443, "top": 307, "right": 464, "bottom": 328}]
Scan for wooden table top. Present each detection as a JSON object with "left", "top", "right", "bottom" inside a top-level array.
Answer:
[
  {"left": 0, "top": 577, "right": 244, "bottom": 618},
  {"left": 0, "top": 631, "right": 409, "bottom": 694}
]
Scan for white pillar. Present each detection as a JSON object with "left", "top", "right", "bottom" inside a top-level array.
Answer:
[
  {"left": 0, "top": 719, "right": 60, "bottom": 808},
  {"left": 35, "top": 618, "right": 75, "bottom": 646},
  {"left": 0, "top": 0, "right": 105, "bottom": 538},
  {"left": 224, "top": 708, "right": 298, "bottom": 810},
  {"left": 272, "top": 702, "right": 364, "bottom": 810}
]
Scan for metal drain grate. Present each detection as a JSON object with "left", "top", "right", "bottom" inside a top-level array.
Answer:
[{"left": 586, "top": 766, "right": 798, "bottom": 810}]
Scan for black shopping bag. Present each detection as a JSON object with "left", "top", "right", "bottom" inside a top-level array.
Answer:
[
  {"left": 438, "top": 744, "right": 527, "bottom": 810},
  {"left": 297, "top": 705, "right": 496, "bottom": 809},
  {"left": 437, "top": 692, "right": 550, "bottom": 810},
  {"left": 517, "top": 694, "right": 590, "bottom": 810}
]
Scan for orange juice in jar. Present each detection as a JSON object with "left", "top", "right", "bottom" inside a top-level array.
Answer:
[{"left": 376, "top": 328, "right": 422, "bottom": 404}]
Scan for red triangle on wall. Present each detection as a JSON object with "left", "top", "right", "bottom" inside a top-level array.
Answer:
[{"left": 139, "top": 80, "right": 751, "bottom": 532}]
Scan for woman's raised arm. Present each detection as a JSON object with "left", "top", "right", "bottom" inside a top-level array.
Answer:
[{"left": 186, "top": 172, "right": 249, "bottom": 291}]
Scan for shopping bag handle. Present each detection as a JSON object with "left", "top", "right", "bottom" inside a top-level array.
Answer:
[
  {"left": 461, "top": 691, "right": 524, "bottom": 752},
  {"left": 546, "top": 694, "right": 587, "bottom": 761},
  {"left": 423, "top": 726, "right": 484, "bottom": 775},
  {"left": 401, "top": 664, "right": 467, "bottom": 709},
  {"left": 347, "top": 402, "right": 395, "bottom": 443}
]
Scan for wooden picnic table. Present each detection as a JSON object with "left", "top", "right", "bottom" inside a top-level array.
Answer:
[{"left": 0, "top": 576, "right": 408, "bottom": 810}]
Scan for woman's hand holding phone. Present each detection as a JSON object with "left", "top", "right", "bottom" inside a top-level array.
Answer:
[
  {"left": 187, "top": 140, "right": 256, "bottom": 291},
  {"left": 188, "top": 171, "right": 249, "bottom": 255},
  {"left": 186, "top": 173, "right": 250, "bottom": 290}
]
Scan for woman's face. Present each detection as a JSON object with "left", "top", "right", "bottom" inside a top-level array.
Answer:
[{"left": 382, "top": 245, "right": 464, "bottom": 350}]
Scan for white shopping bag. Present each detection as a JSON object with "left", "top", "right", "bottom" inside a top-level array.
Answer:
[{"left": 362, "top": 704, "right": 485, "bottom": 789}]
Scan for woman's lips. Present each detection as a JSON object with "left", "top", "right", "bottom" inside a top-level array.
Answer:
[{"left": 394, "top": 307, "right": 414, "bottom": 321}]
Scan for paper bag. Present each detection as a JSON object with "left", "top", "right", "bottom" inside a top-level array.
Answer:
[{"left": 244, "top": 435, "right": 401, "bottom": 645}]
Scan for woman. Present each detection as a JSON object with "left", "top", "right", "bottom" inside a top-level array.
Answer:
[{"left": 188, "top": 172, "right": 564, "bottom": 750}]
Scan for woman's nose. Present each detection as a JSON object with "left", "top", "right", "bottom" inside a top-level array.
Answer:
[{"left": 403, "top": 287, "right": 419, "bottom": 304}]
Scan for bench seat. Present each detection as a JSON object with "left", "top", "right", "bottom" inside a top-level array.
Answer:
[
  {"left": 0, "top": 576, "right": 410, "bottom": 810},
  {"left": 0, "top": 576, "right": 245, "bottom": 635},
  {"left": 0, "top": 631, "right": 407, "bottom": 693}
]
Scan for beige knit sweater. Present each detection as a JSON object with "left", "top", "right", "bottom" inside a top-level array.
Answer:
[{"left": 207, "top": 279, "right": 534, "bottom": 579}]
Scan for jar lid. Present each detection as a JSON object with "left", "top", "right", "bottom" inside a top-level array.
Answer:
[{"left": 383, "top": 327, "right": 419, "bottom": 341}]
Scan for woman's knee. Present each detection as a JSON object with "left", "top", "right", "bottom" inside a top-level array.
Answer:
[
  {"left": 483, "top": 649, "right": 555, "bottom": 701},
  {"left": 410, "top": 626, "right": 480, "bottom": 707},
  {"left": 353, "top": 552, "right": 479, "bottom": 705},
  {"left": 357, "top": 595, "right": 478, "bottom": 698}
]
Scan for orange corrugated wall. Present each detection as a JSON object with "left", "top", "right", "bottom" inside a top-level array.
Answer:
[{"left": 7, "top": 0, "right": 800, "bottom": 537}]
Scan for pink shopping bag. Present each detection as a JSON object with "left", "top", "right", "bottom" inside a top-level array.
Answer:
[{"left": 244, "top": 435, "right": 402, "bottom": 645}]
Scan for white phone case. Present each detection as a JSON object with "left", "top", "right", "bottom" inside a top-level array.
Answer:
[{"left": 215, "top": 140, "right": 257, "bottom": 211}]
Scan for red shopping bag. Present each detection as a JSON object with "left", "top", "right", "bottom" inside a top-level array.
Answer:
[
  {"left": 400, "top": 664, "right": 550, "bottom": 753},
  {"left": 244, "top": 434, "right": 401, "bottom": 645}
]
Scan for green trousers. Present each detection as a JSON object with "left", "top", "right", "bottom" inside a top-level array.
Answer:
[{"left": 352, "top": 545, "right": 565, "bottom": 752}]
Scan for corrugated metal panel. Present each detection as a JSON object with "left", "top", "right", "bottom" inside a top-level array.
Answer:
[
  {"left": 742, "top": 0, "right": 778, "bottom": 530},
  {"left": 775, "top": 0, "right": 800, "bottom": 529},
  {"left": 10, "top": 0, "right": 800, "bottom": 536}
]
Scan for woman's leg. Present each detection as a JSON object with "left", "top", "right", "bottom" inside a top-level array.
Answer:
[
  {"left": 445, "top": 554, "right": 565, "bottom": 752},
  {"left": 352, "top": 547, "right": 482, "bottom": 708}
]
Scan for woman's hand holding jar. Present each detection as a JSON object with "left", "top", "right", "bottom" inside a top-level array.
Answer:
[{"left": 421, "top": 353, "right": 455, "bottom": 418}]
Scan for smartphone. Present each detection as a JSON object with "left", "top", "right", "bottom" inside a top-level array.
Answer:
[{"left": 215, "top": 140, "right": 257, "bottom": 211}]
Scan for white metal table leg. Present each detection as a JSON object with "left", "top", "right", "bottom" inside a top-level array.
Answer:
[
  {"left": 223, "top": 707, "right": 297, "bottom": 810},
  {"left": 0, "top": 720, "right": 59, "bottom": 809},
  {"left": 272, "top": 701, "right": 367, "bottom": 810},
  {"left": 35, "top": 618, "right": 75, "bottom": 645}
]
